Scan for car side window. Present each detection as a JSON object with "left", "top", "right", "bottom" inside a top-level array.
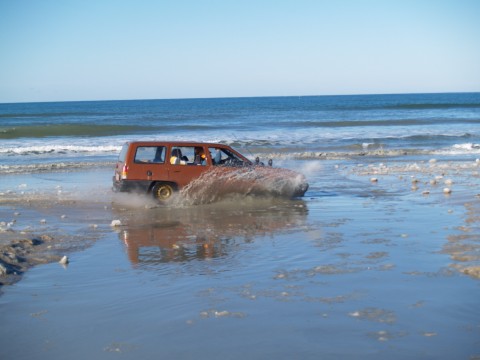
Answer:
[
  {"left": 170, "top": 146, "right": 207, "bottom": 166},
  {"left": 118, "top": 144, "right": 129, "bottom": 162},
  {"left": 134, "top": 146, "right": 166, "bottom": 163}
]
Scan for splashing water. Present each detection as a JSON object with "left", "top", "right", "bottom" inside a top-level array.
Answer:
[{"left": 175, "top": 166, "right": 308, "bottom": 206}]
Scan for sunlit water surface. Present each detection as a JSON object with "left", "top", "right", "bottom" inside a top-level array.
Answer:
[{"left": 0, "top": 160, "right": 479, "bottom": 359}]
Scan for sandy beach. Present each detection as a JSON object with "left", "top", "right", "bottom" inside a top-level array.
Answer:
[{"left": 1, "top": 157, "right": 479, "bottom": 359}]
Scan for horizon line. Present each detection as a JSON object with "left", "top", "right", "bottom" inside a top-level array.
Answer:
[{"left": 1, "top": 90, "right": 479, "bottom": 105}]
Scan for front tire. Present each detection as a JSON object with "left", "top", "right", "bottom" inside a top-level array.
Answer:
[{"left": 152, "top": 182, "right": 175, "bottom": 202}]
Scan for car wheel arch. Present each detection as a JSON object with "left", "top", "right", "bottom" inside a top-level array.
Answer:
[{"left": 150, "top": 181, "right": 178, "bottom": 201}]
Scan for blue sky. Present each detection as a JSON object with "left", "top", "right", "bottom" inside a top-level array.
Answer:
[{"left": 1, "top": 0, "right": 479, "bottom": 103}]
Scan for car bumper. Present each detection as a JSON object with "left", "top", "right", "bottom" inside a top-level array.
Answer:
[{"left": 112, "top": 178, "right": 152, "bottom": 194}]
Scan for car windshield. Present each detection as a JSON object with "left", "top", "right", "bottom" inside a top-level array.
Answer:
[{"left": 209, "top": 147, "right": 245, "bottom": 167}]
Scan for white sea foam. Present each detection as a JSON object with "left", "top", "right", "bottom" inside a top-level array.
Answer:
[
  {"left": 1, "top": 121, "right": 480, "bottom": 174},
  {"left": 434, "top": 143, "right": 480, "bottom": 155},
  {"left": 0, "top": 144, "right": 121, "bottom": 155},
  {"left": 452, "top": 143, "right": 480, "bottom": 151}
]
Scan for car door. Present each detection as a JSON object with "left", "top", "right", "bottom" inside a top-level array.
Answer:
[{"left": 167, "top": 145, "right": 211, "bottom": 188}]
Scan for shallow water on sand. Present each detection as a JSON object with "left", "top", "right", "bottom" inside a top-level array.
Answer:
[{"left": 1, "top": 160, "right": 480, "bottom": 359}]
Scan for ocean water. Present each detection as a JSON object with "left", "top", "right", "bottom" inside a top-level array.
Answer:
[{"left": 1, "top": 92, "right": 480, "bottom": 173}]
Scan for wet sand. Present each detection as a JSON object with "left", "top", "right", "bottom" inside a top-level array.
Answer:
[
  {"left": 1, "top": 159, "right": 479, "bottom": 359},
  {"left": 0, "top": 169, "right": 118, "bottom": 288}
]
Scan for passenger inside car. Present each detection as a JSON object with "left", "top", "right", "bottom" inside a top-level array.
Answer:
[
  {"left": 193, "top": 147, "right": 206, "bottom": 165},
  {"left": 209, "top": 147, "right": 244, "bottom": 166},
  {"left": 170, "top": 148, "right": 186, "bottom": 165},
  {"left": 213, "top": 148, "right": 222, "bottom": 164}
]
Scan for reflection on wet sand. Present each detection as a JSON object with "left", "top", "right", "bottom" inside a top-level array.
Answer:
[
  {"left": 443, "top": 200, "right": 480, "bottom": 278},
  {"left": 114, "top": 199, "right": 308, "bottom": 265}
]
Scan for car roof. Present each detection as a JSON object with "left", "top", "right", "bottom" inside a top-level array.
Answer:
[
  {"left": 123, "top": 141, "right": 252, "bottom": 163},
  {"left": 126, "top": 141, "right": 230, "bottom": 146}
]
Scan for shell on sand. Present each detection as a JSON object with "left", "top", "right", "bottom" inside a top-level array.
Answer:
[
  {"left": 110, "top": 219, "right": 122, "bottom": 227},
  {"left": 59, "top": 256, "right": 69, "bottom": 265}
]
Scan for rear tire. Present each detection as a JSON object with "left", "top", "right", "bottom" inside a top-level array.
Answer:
[{"left": 152, "top": 183, "right": 175, "bottom": 202}]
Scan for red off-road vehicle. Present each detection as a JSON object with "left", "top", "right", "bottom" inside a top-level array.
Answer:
[{"left": 112, "top": 141, "right": 308, "bottom": 202}]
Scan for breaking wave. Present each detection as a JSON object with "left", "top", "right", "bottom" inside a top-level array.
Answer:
[
  {"left": 2, "top": 142, "right": 480, "bottom": 175},
  {"left": 0, "top": 144, "right": 122, "bottom": 156},
  {"left": 258, "top": 142, "right": 480, "bottom": 160}
]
